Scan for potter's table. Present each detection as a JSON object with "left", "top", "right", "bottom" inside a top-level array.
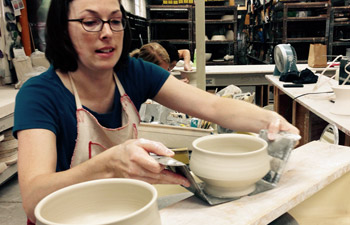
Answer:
[
  {"left": 204, "top": 64, "right": 336, "bottom": 87},
  {"left": 173, "top": 64, "right": 336, "bottom": 86},
  {"left": 266, "top": 75, "right": 350, "bottom": 146},
  {"left": 159, "top": 141, "right": 350, "bottom": 225},
  {"left": 173, "top": 64, "right": 336, "bottom": 107}
]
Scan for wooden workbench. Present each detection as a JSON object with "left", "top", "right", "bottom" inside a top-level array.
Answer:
[
  {"left": 266, "top": 75, "right": 350, "bottom": 146},
  {"left": 159, "top": 141, "right": 350, "bottom": 225},
  {"left": 204, "top": 64, "right": 336, "bottom": 86},
  {"left": 173, "top": 64, "right": 336, "bottom": 107}
]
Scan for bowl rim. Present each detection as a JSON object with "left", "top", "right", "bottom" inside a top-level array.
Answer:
[
  {"left": 192, "top": 133, "right": 267, "bottom": 156},
  {"left": 34, "top": 178, "right": 158, "bottom": 225}
]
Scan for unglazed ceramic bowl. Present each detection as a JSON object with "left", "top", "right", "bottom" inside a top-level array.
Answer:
[
  {"left": 190, "top": 134, "right": 270, "bottom": 198},
  {"left": 205, "top": 53, "right": 212, "bottom": 61},
  {"left": 35, "top": 179, "right": 161, "bottom": 225},
  {"left": 330, "top": 85, "right": 350, "bottom": 116},
  {"left": 221, "top": 15, "right": 234, "bottom": 20},
  {"left": 211, "top": 35, "right": 226, "bottom": 41}
]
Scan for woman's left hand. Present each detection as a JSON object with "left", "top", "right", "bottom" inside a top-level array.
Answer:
[{"left": 267, "top": 112, "right": 299, "bottom": 140}]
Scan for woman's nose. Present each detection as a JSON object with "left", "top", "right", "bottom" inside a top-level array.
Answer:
[{"left": 100, "top": 23, "right": 113, "bottom": 38}]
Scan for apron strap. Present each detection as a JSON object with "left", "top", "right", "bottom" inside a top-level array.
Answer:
[
  {"left": 68, "top": 73, "right": 83, "bottom": 109},
  {"left": 68, "top": 72, "right": 125, "bottom": 109},
  {"left": 113, "top": 73, "right": 126, "bottom": 96}
]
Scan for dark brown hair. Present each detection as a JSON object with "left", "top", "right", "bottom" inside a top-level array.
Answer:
[{"left": 45, "top": 0, "right": 131, "bottom": 73}]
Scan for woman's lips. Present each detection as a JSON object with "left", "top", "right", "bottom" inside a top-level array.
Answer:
[
  {"left": 95, "top": 48, "right": 115, "bottom": 58},
  {"left": 96, "top": 48, "right": 115, "bottom": 53}
]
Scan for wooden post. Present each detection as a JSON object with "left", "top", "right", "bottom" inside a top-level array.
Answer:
[
  {"left": 195, "top": 0, "right": 205, "bottom": 90},
  {"left": 19, "top": 0, "right": 32, "bottom": 56}
]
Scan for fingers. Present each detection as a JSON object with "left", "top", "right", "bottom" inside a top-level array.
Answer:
[
  {"left": 121, "top": 138, "right": 174, "bottom": 173},
  {"left": 128, "top": 147, "right": 164, "bottom": 174},
  {"left": 113, "top": 139, "right": 191, "bottom": 186},
  {"left": 267, "top": 117, "right": 281, "bottom": 140},
  {"left": 137, "top": 138, "right": 174, "bottom": 157},
  {"left": 267, "top": 113, "right": 300, "bottom": 140}
]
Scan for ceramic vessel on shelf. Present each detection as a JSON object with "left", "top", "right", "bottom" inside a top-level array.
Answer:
[
  {"left": 35, "top": 179, "right": 161, "bottom": 225},
  {"left": 330, "top": 85, "right": 350, "bottom": 116},
  {"left": 211, "top": 35, "right": 226, "bottom": 41},
  {"left": 205, "top": 53, "right": 212, "bottom": 61},
  {"left": 225, "top": 30, "right": 234, "bottom": 40},
  {"left": 221, "top": 15, "right": 234, "bottom": 20},
  {"left": 190, "top": 133, "right": 270, "bottom": 198}
]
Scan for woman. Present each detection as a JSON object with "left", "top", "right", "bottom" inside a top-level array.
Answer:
[
  {"left": 13, "top": 0, "right": 298, "bottom": 223},
  {"left": 159, "top": 40, "right": 192, "bottom": 71},
  {"left": 130, "top": 42, "right": 189, "bottom": 83},
  {"left": 130, "top": 42, "right": 171, "bottom": 71}
]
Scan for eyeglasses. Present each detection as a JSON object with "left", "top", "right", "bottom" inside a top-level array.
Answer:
[{"left": 68, "top": 17, "right": 126, "bottom": 32}]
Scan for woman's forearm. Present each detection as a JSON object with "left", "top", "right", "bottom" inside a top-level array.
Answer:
[{"left": 20, "top": 152, "right": 113, "bottom": 222}]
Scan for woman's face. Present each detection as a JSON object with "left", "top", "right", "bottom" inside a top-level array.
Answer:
[{"left": 68, "top": 0, "right": 123, "bottom": 73}]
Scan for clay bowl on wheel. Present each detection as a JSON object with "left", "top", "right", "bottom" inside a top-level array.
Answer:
[
  {"left": 190, "top": 133, "right": 270, "bottom": 198},
  {"left": 35, "top": 179, "right": 161, "bottom": 225}
]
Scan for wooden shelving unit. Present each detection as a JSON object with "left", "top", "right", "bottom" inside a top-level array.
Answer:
[
  {"left": 328, "top": 6, "right": 350, "bottom": 60},
  {"left": 203, "top": 5, "right": 238, "bottom": 65},
  {"left": 246, "top": 0, "right": 275, "bottom": 64},
  {"left": 147, "top": 5, "right": 195, "bottom": 54},
  {"left": 246, "top": 0, "right": 331, "bottom": 64},
  {"left": 147, "top": 4, "right": 238, "bottom": 65},
  {"left": 126, "top": 12, "right": 149, "bottom": 51},
  {"left": 272, "top": 0, "right": 331, "bottom": 63},
  {"left": 0, "top": 87, "right": 18, "bottom": 186},
  {"left": 0, "top": 163, "right": 17, "bottom": 186}
]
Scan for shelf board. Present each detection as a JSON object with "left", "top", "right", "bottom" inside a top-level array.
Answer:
[
  {"left": 333, "top": 21, "right": 350, "bottom": 26},
  {"left": 149, "top": 19, "right": 192, "bottom": 24},
  {"left": 276, "top": 16, "right": 328, "bottom": 22},
  {"left": 332, "top": 6, "right": 350, "bottom": 12},
  {"left": 204, "top": 19, "right": 237, "bottom": 24},
  {"left": 331, "top": 41, "right": 350, "bottom": 47},
  {"left": 206, "top": 60, "right": 235, "bottom": 65},
  {"left": 248, "top": 41, "right": 275, "bottom": 44},
  {"left": 148, "top": 5, "right": 192, "bottom": 11},
  {"left": 0, "top": 163, "right": 17, "bottom": 186},
  {"left": 151, "top": 39, "right": 192, "bottom": 45},
  {"left": 284, "top": 37, "right": 326, "bottom": 43},
  {"left": 276, "top": 2, "right": 329, "bottom": 9},
  {"left": 206, "top": 40, "right": 236, "bottom": 44},
  {"left": 0, "top": 113, "right": 14, "bottom": 133},
  {"left": 205, "top": 6, "right": 237, "bottom": 11}
]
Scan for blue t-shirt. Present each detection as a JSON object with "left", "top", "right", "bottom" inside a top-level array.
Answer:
[{"left": 13, "top": 57, "right": 170, "bottom": 171}]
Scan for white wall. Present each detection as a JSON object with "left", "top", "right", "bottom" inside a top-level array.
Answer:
[{"left": 121, "top": 0, "right": 147, "bottom": 18}]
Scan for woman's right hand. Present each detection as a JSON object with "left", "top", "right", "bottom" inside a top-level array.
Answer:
[{"left": 107, "top": 138, "right": 190, "bottom": 187}]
